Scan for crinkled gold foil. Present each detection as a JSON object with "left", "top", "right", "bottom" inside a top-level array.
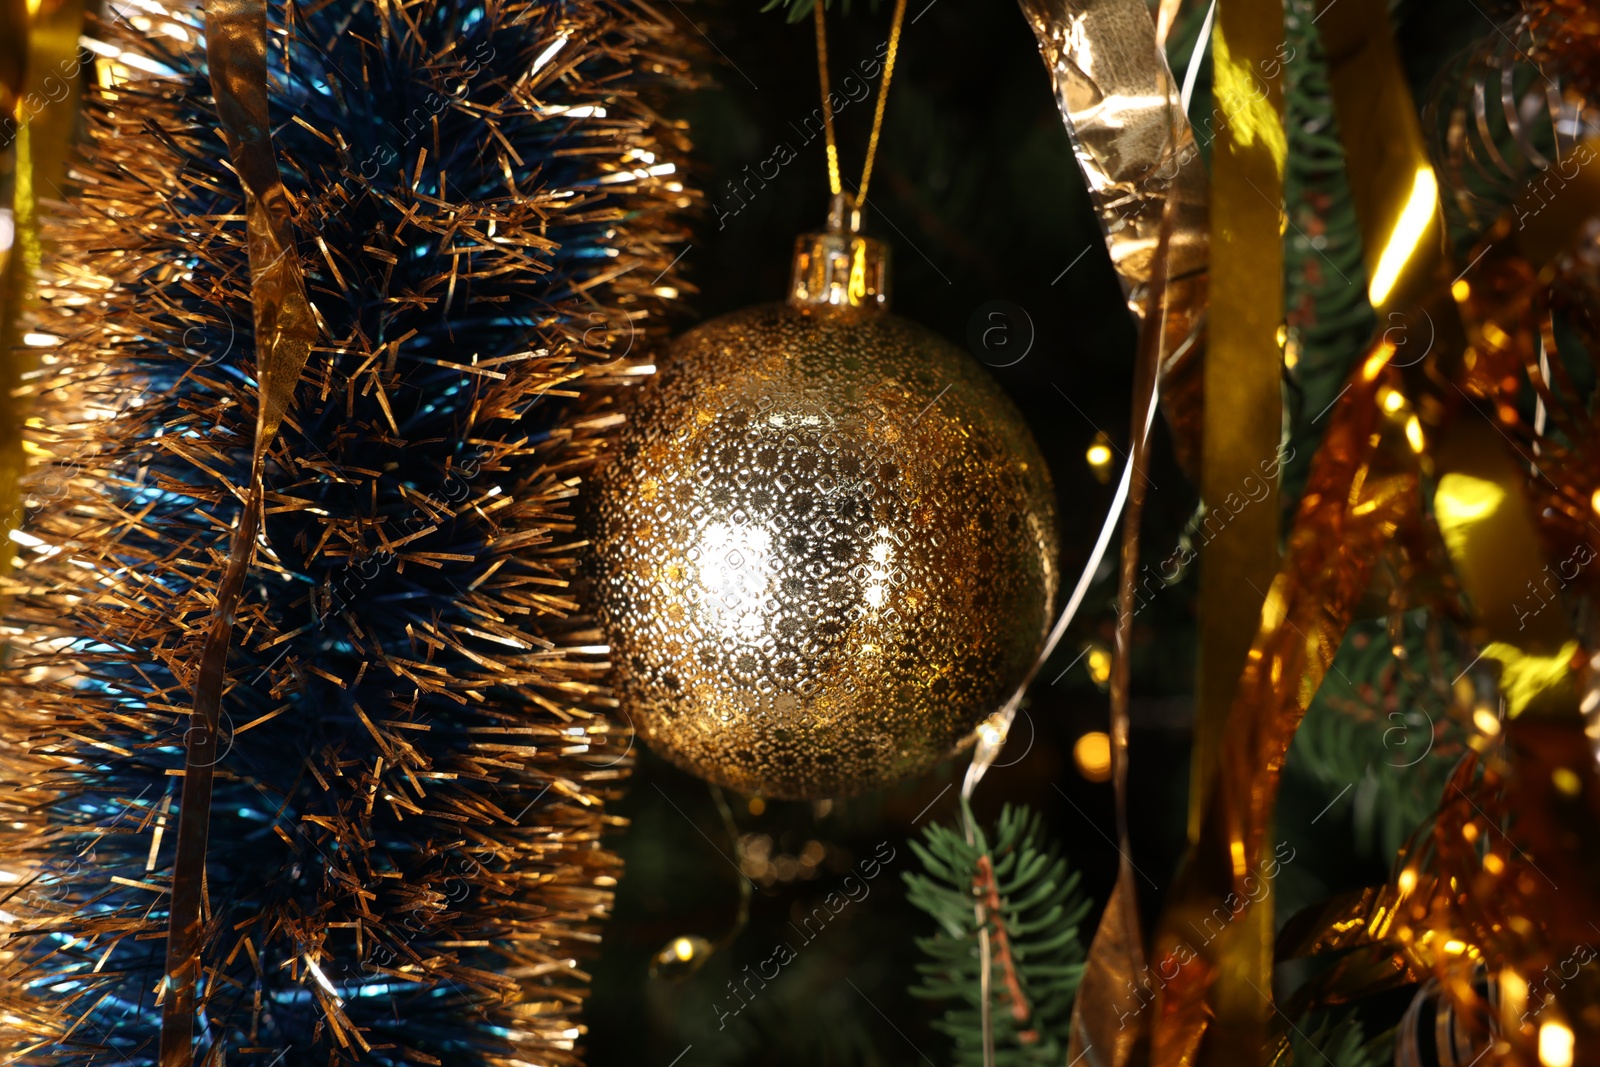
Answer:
[
  {"left": 1016, "top": 0, "right": 1208, "bottom": 304},
  {"left": 1014, "top": 0, "right": 1210, "bottom": 478}
]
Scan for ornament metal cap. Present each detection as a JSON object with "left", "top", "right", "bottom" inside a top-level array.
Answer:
[{"left": 788, "top": 193, "right": 890, "bottom": 312}]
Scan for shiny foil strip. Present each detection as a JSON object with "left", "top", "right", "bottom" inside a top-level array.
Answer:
[
  {"left": 1016, "top": 0, "right": 1207, "bottom": 307},
  {"left": 162, "top": 0, "right": 319, "bottom": 1060},
  {"left": 1188, "top": 0, "right": 1289, "bottom": 1054},
  {"left": 1016, "top": 0, "right": 1210, "bottom": 474},
  {"left": 1192, "top": 0, "right": 1285, "bottom": 846},
  {"left": 0, "top": 0, "right": 88, "bottom": 577}
]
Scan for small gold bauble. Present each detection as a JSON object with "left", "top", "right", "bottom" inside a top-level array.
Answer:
[{"left": 591, "top": 224, "right": 1059, "bottom": 799}]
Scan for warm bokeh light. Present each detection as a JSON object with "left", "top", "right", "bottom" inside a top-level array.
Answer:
[
  {"left": 649, "top": 933, "right": 715, "bottom": 980},
  {"left": 1074, "top": 731, "right": 1112, "bottom": 783},
  {"left": 978, "top": 719, "right": 1005, "bottom": 749},
  {"left": 1405, "top": 415, "right": 1424, "bottom": 453},
  {"left": 1086, "top": 438, "right": 1114, "bottom": 485},
  {"left": 1539, "top": 1020, "right": 1575, "bottom": 1067},
  {"left": 1086, "top": 645, "right": 1112, "bottom": 687},
  {"left": 1472, "top": 706, "right": 1500, "bottom": 736}
]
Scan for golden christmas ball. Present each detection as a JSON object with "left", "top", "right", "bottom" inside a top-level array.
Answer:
[{"left": 591, "top": 217, "right": 1059, "bottom": 799}]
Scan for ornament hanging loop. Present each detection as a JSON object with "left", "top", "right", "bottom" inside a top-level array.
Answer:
[
  {"left": 790, "top": 192, "right": 889, "bottom": 311},
  {"left": 788, "top": 228, "right": 890, "bottom": 312},
  {"left": 812, "top": 0, "right": 909, "bottom": 212}
]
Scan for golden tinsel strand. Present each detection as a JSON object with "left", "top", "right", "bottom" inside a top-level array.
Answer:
[{"left": 0, "top": 0, "right": 696, "bottom": 1061}]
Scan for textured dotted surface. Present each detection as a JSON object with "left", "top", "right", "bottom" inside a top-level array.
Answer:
[{"left": 592, "top": 303, "right": 1059, "bottom": 799}]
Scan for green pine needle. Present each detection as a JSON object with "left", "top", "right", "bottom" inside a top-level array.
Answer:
[
  {"left": 1279, "top": 0, "right": 1376, "bottom": 510},
  {"left": 903, "top": 802, "right": 1090, "bottom": 1065},
  {"left": 1285, "top": 1011, "right": 1395, "bottom": 1067},
  {"left": 1287, "top": 611, "right": 1469, "bottom": 863}
]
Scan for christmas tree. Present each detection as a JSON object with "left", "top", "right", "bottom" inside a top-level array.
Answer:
[{"left": 1, "top": 0, "right": 1596, "bottom": 1062}]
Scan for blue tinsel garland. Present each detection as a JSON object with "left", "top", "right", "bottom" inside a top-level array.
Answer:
[{"left": 0, "top": 0, "right": 693, "bottom": 1061}]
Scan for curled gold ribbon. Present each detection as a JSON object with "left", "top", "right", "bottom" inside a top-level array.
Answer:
[
  {"left": 161, "top": 0, "right": 317, "bottom": 1061},
  {"left": 1152, "top": 347, "right": 1416, "bottom": 1067}
]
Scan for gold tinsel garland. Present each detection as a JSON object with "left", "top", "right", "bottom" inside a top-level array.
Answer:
[{"left": 0, "top": 0, "right": 694, "bottom": 1060}]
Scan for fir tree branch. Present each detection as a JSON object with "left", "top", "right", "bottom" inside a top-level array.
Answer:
[{"left": 904, "top": 802, "right": 1089, "bottom": 1066}]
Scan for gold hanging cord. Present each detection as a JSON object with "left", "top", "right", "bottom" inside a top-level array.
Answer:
[{"left": 812, "top": 0, "right": 909, "bottom": 208}]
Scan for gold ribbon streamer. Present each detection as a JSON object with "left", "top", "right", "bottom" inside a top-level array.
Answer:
[
  {"left": 0, "top": 0, "right": 87, "bottom": 578},
  {"left": 1017, "top": 2, "right": 1220, "bottom": 1059},
  {"left": 1193, "top": 0, "right": 1284, "bottom": 843},
  {"left": 1015, "top": 2, "right": 1208, "bottom": 1060},
  {"left": 1182, "top": 1, "right": 1286, "bottom": 1057},
  {"left": 161, "top": 1, "right": 317, "bottom": 1060}
]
